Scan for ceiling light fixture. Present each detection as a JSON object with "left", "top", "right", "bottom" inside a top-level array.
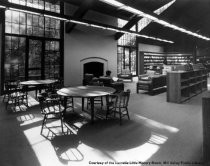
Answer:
[
  {"left": 44, "top": 14, "right": 67, "bottom": 21},
  {"left": 70, "top": 20, "right": 90, "bottom": 26},
  {"left": 100, "top": 0, "right": 210, "bottom": 41},
  {"left": 0, "top": 5, "right": 6, "bottom": 8},
  {"left": 100, "top": 0, "right": 124, "bottom": 8},
  {"left": 144, "top": 52, "right": 192, "bottom": 56},
  {"left": 9, "top": 7, "right": 41, "bottom": 15},
  {"left": 68, "top": 20, "right": 173, "bottom": 43}
]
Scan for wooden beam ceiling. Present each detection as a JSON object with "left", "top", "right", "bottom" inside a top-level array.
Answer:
[
  {"left": 114, "top": 15, "right": 141, "bottom": 40},
  {"left": 66, "top": 0, "right": 94, "bottom": 33}
]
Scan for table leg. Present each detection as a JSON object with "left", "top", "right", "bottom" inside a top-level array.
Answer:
[
  {"left": 90, "top": 97, "right": 94, "bottom": 124},
  {"left": 63, "top": 96, "right": 67, "bottom": 114},
  {"left": 35, "top": 88, "right": 38, "bottom": 99},
  {"left": 82, "top": 97, "right": 84, "bottom": 111}
]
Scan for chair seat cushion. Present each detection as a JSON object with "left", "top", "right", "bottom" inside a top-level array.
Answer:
[
  {"left": 120, "top": 74, "right": 130, "bottom": 77},
  {"left": 138, "top": 80, "right": 152, "bottom": 84},
  {"left": 140, "top": 76, "right": 151, "bottom": 80}
]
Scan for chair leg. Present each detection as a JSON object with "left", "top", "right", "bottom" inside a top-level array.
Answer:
[
  {"left": 3, "top": 94, "right": 7, "bottom": 102},
  {"left": 106, "top": 106, "right": 110, "bottom": 119},
  {"left": 13, "top": 98, "right": 18, "bottom": 111},
  {"left": 126, "top": 107, "right": 130, "bottom": 120},
  {"left": 60, "top": 112, "right": 64, "bottom": 133},
  {"left": 119, "top": 108, "right": 122, "bottom": 125},
  {"left": 5, "top": 95, "right": 11, "bottom": 110},
  {"left": 66, "top": 97, "right": 74, "bottom": 112},
  {"left": 5, "top": 101, "right": 9, "bottom": 110},
  {"left": 87, "top": 98, "right": 89, "bottom": 110},
  {"left": 41, "top": 115, "right": 47, "bottom": 134},
  {"left": 101, "top": 96, "right": 103, "bottom": 109},
  {"left": 25, "top": 95, "right": 28, "bottom": 107},
  {"left": 136, "top": 84, "right": 139, "bottom": 94},
  {"left": 71, "top": 98, "right": 74, "bottom": 112},
  {"left": 82, "top": 97, "right": 85, "bottom": 111}
]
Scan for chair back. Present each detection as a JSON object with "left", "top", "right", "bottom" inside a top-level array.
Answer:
[
  {"left": 53, "top": 78, "right": 64, "bottom": 90},
  {"left": 83, "top": 73, "right": 94, "bottom": 85},
  {"left": 38, "top": 95, "right": 62, "bottom": 114},
  {"left": 98, "top": 77, "right": 112, "bottom": 86},
  {"left": 4, "top": 80, "right": 20, "bottom": 94},
  {"left": 116, "top": 89, "right": 131, "bottom": 107},
  {"left": 91, "top": 81, "right": 103, "bottom": 86}
]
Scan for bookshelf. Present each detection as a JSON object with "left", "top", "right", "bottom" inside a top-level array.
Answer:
[
  {"left": 196, "top": 55, "right": 210, "bottom": 72},
  {"left": 167, "top": 69, "right": 208, "bottom": 103},
  {"left": 202, "top": 93, "right": 210, "bottom": 165},
  {"left": 196, "top": 48, "right": 210, "bottom": 72},
  {"left": 139, "top": 52, "right": 194, "bottom": 74},
  {"left": 167, "top": 54, "right": 194, "bottom": 65}
]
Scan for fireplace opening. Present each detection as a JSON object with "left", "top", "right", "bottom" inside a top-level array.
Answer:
[{"left": 84, "top": 62, "right": 104, "bottom": 78}]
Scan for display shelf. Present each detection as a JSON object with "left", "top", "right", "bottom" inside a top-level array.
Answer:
[
  {"left": 167, "top": 54, "right": 194, "bottom": 65},
  {"left": 167, "top": 69, "right": 208, "bottom": 103},
  {"left": 139, "top": 51, "right": 194, "bottom": 74},
  {"left": 196, "top": 56, "right": 210, "bottom": 64},
  {"left": 196, "top": 55, "right": 210, "bottom": 72},
  {"left": 143, "top": 54, "right": 165, "bottom": 72}
]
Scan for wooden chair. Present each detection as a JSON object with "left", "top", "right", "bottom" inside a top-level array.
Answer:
[
  {"left": 38, "top": 95, "right": 65, "bottom": 135},
  {"left": 3, "top": 80, "right": 16, "bottom": 103},
  {"left": 86, "top": 82, "right": 104, "bottom": 110},
  {"left": 106, "top": 89, "right": 131, "bottom": 125},
  {"left": 5, "top": 80, "right": 28, "bottom": 110},
  {"left": 46, "top": 80, "right": 74, "bottom": 112}
]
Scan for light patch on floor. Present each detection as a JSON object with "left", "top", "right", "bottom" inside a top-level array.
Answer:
[
  {"left": 17, "top": 114, "right": 43, "bottom": 126},
  {"left": 22, "top": 117, "right": 170, "bottom": 166},
  {"left": 135, "top": 114, "right": 179, "bottom": 133}
]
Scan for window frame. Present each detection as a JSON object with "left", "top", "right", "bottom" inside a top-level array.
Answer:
[{"left": 1, "top": 1, "right": 64, "bottom": 94}]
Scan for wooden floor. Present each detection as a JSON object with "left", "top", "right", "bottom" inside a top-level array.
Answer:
[{"left": 0, "top": 79, "right": 207, "bottom": 166}]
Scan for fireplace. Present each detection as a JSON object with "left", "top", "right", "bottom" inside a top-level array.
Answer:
[
  {"left": 84, "top": 62, "right": 104, "bottom": 78},
  {"left": 80, "top": 57, "right": 108, "bottom": 82}
]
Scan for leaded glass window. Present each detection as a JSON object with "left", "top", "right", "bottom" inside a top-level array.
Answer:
[
  {"left": 4, "top": 36, "right": 26, "bottom": 80},
  {"left": 4, "top": 0, "right": 63, "bottom": 81},
  {"left": 45, "top": 41, "right": 60, "bottom": 79}
]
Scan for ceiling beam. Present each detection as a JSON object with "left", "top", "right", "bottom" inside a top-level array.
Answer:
[
  {"left": 0, "top": 1, "right": 174, "bottom": 43},
  {"left": 114, "top": 15, "right": 141, "bottom": 40},
  {"left": 141, "top": 1, "right": 190, "bottom": 41},
  {"left": 66, "top": 0, "right": 94, "bottom": 33}
]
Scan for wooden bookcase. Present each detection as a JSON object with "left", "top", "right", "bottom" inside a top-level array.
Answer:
[
  {"left": 139, "top": 52, "right": 194, "bottom": 74},
  {"left": 196, "top": 55, "right": 210, "bottom": 72},
  {"left": 167, "top": 69, "right": 208, "bottom": 103},
  {"left": 202, "top": 93, "right": 210, "bottom": 166},
  {"left": 143, "top": 54, "right": 165, "bottom": 72},
  {"left": 167, "top": 54, "right": 194, "bottom": 65}
]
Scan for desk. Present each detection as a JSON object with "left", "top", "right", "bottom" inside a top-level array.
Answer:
[
  {"left": 57, "top": 86, "right": 115, "bottom": 123},
  {"left": 20, "top": 79, "right": 57, "bottom": 98}
]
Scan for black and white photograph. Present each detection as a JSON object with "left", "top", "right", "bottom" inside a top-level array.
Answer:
[{"left": 0, "top": 0, "right": 210, "bottom": 165}]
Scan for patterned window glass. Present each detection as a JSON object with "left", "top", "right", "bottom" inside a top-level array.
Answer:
[
  {"left": 4, "top": 0, "right": 62, "bottom": 81},
  {"left": 45, "top": 41, "right": 60, "bottom": 79},
  {"left": 4, "top": 36, "right": 26, "bottom": 80},
  {"left": 117, "top": 19, "right": 137, "bottom": 75}
]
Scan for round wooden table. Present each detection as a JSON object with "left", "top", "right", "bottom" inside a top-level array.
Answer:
[
  {"left": 20, "top": 79, "right": 57, "bottom": 86},
  {"left": 57, "top": 86, "right": 116, "bottom": 123},
  {"left": 20, "top": 79, "right": 57, "bottom": 98}
]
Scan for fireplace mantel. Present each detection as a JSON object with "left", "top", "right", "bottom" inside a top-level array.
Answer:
[{"left": 80, "top": 57, "right": 108, "bottom": 82}]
